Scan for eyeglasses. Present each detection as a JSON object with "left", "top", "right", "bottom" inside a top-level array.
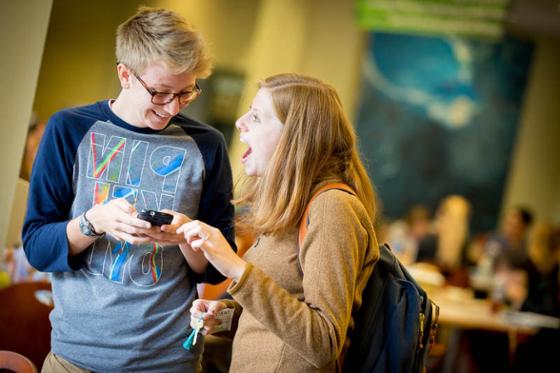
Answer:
[{"left": 134, "top": 73, "right": 201, "bottom": 106}]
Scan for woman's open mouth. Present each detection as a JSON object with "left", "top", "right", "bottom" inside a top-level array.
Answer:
[{"left": 241, "top": 147, "right": 252, "bottom": 163}]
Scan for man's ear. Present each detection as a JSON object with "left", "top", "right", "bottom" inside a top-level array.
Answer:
[{"left": 116, "top": 63, "right": 132, "bottom": 89}]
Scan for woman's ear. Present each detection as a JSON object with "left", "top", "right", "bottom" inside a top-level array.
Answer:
[{"left": 116, "top": 63, "right": 132, "bottom": 89}]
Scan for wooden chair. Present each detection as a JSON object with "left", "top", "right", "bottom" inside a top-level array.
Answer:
[
  {"left": 0, "top": 281, "right": 52, "bottom": 371},
  {"left": 0, "top": 350, "right": 38, "bottom": 373}
]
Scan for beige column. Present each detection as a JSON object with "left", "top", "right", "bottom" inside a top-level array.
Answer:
[
  {"left": 501, "top": 37, "right": 560, "bottom": 223},
  {"left": 0, "top": 0, "right": 53, "bottom": 249}
]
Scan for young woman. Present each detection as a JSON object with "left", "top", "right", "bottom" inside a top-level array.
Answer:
[{"left": 179, "top": 73, "right": 380, "bottom": 371}]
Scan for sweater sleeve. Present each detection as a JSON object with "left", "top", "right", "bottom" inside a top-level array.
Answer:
[
  {"left": 228, "top": 191, "right": 376, "bottom": 368},
  {"left": 22, "top": 112, "right": 84, "bottom": 272}
]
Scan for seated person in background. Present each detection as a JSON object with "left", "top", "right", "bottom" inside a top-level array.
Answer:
[
  {"left": 19, "top": 111, "right": 46, "bottom": 182},
  {"left": 511, "top": 222, "right": 560, "bottom": 373},
  {"left": 492, "top": 250, "right": 530, "bottom": 311},
  {"left": 386, "top": 204, "right": 431, "bottom": 265},
  {"left": 484, "top": 205, "right": 533, "bottom": 263},
  {"left": 521, "top": 221, "right": 560, "bottom": 316},
  {"left": 2, "top": 247, "right": 50, "bottom": 284},
  {"left": 491, "top": 220, "right": 559, "bottom": 314},
  {"left": 181, "top": 73, "right": 380, "bottom": 372},
  {"left": 415, "top": 195, "right": 472, "bottom": 287},
  {"left": 470, "top": 205, "right": 534, "bottom": 296}
]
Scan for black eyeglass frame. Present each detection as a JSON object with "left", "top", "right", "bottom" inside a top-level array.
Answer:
[{"left": 133, "top": 72, "right": 201, "bottom": 106}]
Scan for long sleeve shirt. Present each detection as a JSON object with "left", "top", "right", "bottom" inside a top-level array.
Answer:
[
  {"left": 227, "top": 189, "right": 379, "bottom": 372},
  {"left": 22, "top": 100, "right": 235, "bottom": 372}
]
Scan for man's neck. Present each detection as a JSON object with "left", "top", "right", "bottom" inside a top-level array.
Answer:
[{"left": 110, "top": 94, "right": 145, "bottom": 128}]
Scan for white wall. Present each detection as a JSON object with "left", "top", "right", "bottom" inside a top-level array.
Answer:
[{"left": 0, "top": 0, "right": 53, "bottom": 248}]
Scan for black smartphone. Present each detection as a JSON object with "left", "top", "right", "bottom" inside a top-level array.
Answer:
[{"left": 138, "top": 210, "right": 174, "bottom": 226}]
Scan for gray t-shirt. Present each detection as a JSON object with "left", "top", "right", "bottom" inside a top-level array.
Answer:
[{"left": 23, "top": 101, "right": 235, "bottom": 372}]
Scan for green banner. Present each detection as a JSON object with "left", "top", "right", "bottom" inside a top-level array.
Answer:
[{"left": 357, "top": 0, "right": 509, "bottom": 38}]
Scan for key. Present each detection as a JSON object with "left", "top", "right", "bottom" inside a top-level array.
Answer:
[
  {"left": 182, "top": 313, "right": 205, "bottom": 350},
  {"left": 192, "top": 315, "right": 204, "bottom": 346}
]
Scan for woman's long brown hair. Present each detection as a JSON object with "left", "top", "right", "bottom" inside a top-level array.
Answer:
[{"left": 236, "top": 73, "right": 377, "bottom": 236}]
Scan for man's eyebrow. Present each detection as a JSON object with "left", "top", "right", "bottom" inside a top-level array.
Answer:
[{"left": 153, "top": 83, "right": 196, "bottom": 92}]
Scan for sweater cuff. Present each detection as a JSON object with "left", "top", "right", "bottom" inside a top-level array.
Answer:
[{"left": 227, "top": 262, "right": 253, "bottom": 295}]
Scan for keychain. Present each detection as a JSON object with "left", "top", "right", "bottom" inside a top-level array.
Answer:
[
  {"left": 182, "top": 308, "right": 234, "bottom": 350},
  {"left": 182, "top": 314, "right": 204, "bottom": 350}
]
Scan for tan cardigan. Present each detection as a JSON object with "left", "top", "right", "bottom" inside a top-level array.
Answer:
[{"left": 226, "top": 189, "right": 379, "bottom": 372}]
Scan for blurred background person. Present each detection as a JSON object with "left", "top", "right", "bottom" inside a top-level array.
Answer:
[
  {"left": 467, "top": 221, "right": 559, "bottom": 373},
  {"left": 385, "top": 204, "right": 431, "bottom": 265},
  {"left": 415, "top": 195, "right": 472, "bottom": 287},
  {"left": 470, "top": 205, "right": 534, "bottom": 298},
  {"left": 19, "top": 112, "right": 46, "bottom": 181},
  {"left": 510, "top": 221, "right": 560, "bottom": 373},
  {"left": 521, "top": 221, "right": 560, "bottom": 316},
  {"left": 483, "top": 205, "right": 534, "bottom": 264}
]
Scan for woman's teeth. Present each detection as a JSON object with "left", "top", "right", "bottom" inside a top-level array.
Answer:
[{"left": 242, "top": 147, "right": 252, "bottom": 161}]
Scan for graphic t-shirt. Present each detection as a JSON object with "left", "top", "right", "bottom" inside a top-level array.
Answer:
[{"left": 23, "top": 100, "right": 235, "bottom": 372}]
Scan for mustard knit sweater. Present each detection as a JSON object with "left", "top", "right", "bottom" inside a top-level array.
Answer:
[{"left": 226, "top": 189, "right": 379, "bottom": 372}]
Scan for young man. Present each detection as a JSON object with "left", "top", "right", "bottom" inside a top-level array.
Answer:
[{"left": 22, "top": 7, "right": 235, "bottom": 372}]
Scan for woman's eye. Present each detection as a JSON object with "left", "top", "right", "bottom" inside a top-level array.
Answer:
[{"left": 251, "top": 114, "right": 260, "bottom": 122}]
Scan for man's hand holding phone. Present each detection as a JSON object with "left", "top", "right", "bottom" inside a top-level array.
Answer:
[
  {"left": 138, "top": 209, "right": 192, "bottom": 246},
  {"left": 138, "top": 210, "right": 174, "bottom": 226}
]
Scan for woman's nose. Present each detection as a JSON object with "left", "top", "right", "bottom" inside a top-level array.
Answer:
[{"left": 235, "top": 115, "right": 247, "bottom": 131}]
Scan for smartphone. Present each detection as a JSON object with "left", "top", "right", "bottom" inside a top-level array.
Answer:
[{"left": 138, "top": 210, "right": 174, "bottom": 226}]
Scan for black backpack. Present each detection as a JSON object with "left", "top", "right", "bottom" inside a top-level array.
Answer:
[
  {"left": 342, "top": 243, "right": 439, "bottom": 372},
  {"left": 299, "top": 184, "right": 439, "bottom": 373}
]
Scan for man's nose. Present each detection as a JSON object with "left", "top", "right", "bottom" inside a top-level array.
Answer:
[{"left": 164, "top": 96, "right": 181, "bottom": 116}]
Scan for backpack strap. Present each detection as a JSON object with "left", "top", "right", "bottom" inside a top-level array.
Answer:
[{"left": 298, "top": 183, "right": 355, "bottom": 248}]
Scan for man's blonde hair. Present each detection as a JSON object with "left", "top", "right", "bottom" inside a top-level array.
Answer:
[
  {"left": 116, "top": 6, "right": 212, "bottom": 77},
  {"left": 237, "top": 73, "right": 377, "bottom": 236}
]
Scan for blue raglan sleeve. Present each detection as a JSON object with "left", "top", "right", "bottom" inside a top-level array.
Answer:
[
  {"left": 197, "top": 132, "right": 237, "bottom": 284},
  {"left": 22, "top": 111, "right": 82, "bottom": 272}
]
